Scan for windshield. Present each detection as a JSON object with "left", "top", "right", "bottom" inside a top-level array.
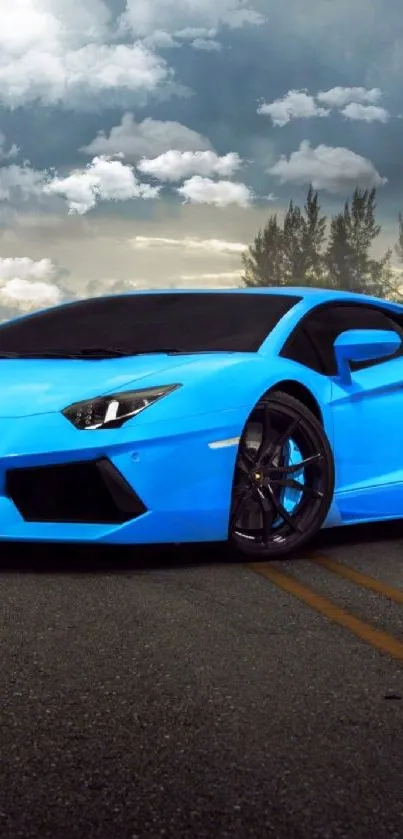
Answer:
[{"left": 0, "top": 292, "right": 301, "bottom": 357}]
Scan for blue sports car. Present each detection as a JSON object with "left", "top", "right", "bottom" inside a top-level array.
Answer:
[{"left": 0, "top": 286, "right": 402, "bottom": 558}]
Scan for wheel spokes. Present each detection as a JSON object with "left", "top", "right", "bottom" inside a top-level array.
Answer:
[
  {"left": 265, "top": 483, "right": 302, "bottom": 532},
  {"left": 257, "top": 415, "right": 299, "bottom": 466},
  {"left": 230, "top": 484, "right": 255, "bottom": 526},
  {"left": 272, "top": 477, "right": 324, "bottom": 500},
  {"left": 237, "top": 448, "right": 257, "bottom": 474},
  {"left": 254, "top": 486, "right": 275, "bottom": 542},
  {"left": 231, "top": 402, "right": 327, "bottom": 548},
  {"left": 274, "top": 477, "right": 305, "bottom": 493},
  {"left": 267, "top": 453, "right": 323, "bottom": 476}
]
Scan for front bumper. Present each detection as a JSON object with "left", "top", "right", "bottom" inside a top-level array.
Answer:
[{"left": 0, "top": 408, "right": 246, "bottom": 543}]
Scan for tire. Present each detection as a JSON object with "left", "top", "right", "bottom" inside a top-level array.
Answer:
[{"left": 229, "top": 390, "right": 335, "bottom": 559}]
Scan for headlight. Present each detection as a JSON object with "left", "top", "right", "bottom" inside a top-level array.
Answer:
[{"left": 63, "top": 384, "right": 180, "bottom": 430}]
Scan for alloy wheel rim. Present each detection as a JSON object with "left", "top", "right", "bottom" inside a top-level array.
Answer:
[{"left": 230, "top": 402, "right": 327, "bottom": 550}]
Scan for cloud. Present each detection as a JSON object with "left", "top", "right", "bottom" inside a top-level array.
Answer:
[
  {"left": 316, "top": 86, "right": 382, "bottom": 108},
  {"left": 80, "top": 113, "right": 212, "bottom": 162},
  {"left": 268, "top": 140, "right": 388, "bottom": 194},
  {"left": 83, "top": 277, "right": 148, "bottom": 297},
  {"left": 141, "top": 26, "right": 223, "bottom": 51},
  {"left": 84, "top": 270, "right": 242, "bottom": 293},
  {"left": 258, "top": 89, "right": 330, "bottom": 126},
  {"left": 341, "top": 103, "right": 390, "bottom": 123},
  {"left": 258, "top": 87, "right": 391, "bottom": 127},
  {"left": 179, "top": 270, "right": 242, "bottom": 284},
  {"left": 177, "top": 176, "right": 253, "bottom": 206},
  {"left": 0, "top": 131, "right": 18, "bottom": 162},
  {"left": 0, "top": 163, "right": 46, "bottom": 202},
  {"left": 119, "top": 0, "right": 264, "bottom": 38},
  {"left": 0, "top": 0, "right": 178, "bottom": 109},
  {"left": 142, "top": 31, "right": 181, "bottom": 50},
  {"left": 191, "top": 38, "right": 222, "bottom": 51},
  {"left": 43, "top": 155, "right": 161, "bottom": 214},
  {"left": 129, "top": 236, "right": 247, "bottom": 254},
  {"left": 0, "top": 256, "right": 65, "bottom": 315},
  {"left": 137, "top": 150, "right": 243, "bottom": 182},
  {"left": 0, "top": 44, "right": 172, "bottom": 110}
]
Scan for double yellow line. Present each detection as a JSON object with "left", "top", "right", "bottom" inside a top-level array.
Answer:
[{"left": 249, "top": 555, "right": 403, "bottom": 661}]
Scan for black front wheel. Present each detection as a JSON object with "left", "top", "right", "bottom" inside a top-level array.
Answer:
[{"left": 229, "top": 391, "right": 335, "bottom": 558}]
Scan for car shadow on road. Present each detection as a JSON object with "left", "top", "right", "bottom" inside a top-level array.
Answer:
[{"left": 0, "top": 518, "right": 402, "bottom": 574}]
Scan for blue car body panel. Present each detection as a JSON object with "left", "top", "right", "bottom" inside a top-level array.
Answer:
[{"left": 0, "top": 285, "right": 402, "bottom": 543}]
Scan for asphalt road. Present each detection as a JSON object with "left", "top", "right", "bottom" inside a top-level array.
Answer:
[{"left": 0, "top": 522, "right": 402, "bottom": 839}]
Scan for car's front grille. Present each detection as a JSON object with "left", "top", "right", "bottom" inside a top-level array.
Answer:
[{"left": 6, "top": 457, "right": 147, "bottom": 524}]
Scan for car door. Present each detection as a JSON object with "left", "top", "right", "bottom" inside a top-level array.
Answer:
[{"left": 302, "top": 303, "right": 403, "bottom": 519}]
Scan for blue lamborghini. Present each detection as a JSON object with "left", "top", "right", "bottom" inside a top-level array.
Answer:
[{"left": 0, "top": 286, "right": 402, "bottom": 558}]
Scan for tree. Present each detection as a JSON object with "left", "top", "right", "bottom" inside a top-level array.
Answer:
[
  {"left": 242, "top": 215, "right": 285, "bottom": 287},
  {"left": 382, "top": 212, "right": 403, "bottom": 302},
  {"left": 301, "top": 185, "right": 327, "bottom": 284},
  {"left": 242, "top": 185, "right": 327, "bottom": 288},
  {"left": 325, "top": 188, "right": 390, "bottom": 296},
  {"left": 242, "top": 184, "right": 396, "bottom": 299},
  {"left": 395, "top": 212, "right": 403, "bottom": 264},
  {"left": 325, "top": 209, "right": 354, "bottom": 291},
  {"left": 281, "top": 199, "right": 305, "bottom": 284}
]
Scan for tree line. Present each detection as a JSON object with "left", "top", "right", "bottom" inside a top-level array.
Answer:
[{"left": 242, "top": 186, "right": 403, "bottom": 301}]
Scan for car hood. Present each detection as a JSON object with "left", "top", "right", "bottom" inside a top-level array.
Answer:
[{"left": 0, "top": 353, "right": 210, "bottom": 417}]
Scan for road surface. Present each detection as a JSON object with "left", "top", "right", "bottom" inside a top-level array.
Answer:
[{"left": 0, "top": 521, "right": 402, "bottom": 839}]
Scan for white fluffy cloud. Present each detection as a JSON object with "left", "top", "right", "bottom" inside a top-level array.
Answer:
[
  {"left": 136, "top": 25, "right": 222, "bottom": 52},
  {"left": 0, "top": 0, "right": 177, "bottom": 109},
  {"left": 258, "top": 89, "right": 330, "bottom": 126},
  {"left": 0, "top": 147, "right": 250, "bottom": 214},
  {"left": 177, "top": 176, "right": 253, "bottom": 206},
  {"left": 341, "top": 103, "right": 390, "bottom": 123},
  {"left": 0, "top": 131, "right": 18, "bottom": 161},
  {"left": 43, "top": 155, "right": 160, "bottom": 214},
  {"left": 0, "top": 0, "right": 264, "bottom": 109},
  {"left": 316, "top": 86, "right": 382, "bottom": 108},
  {"left": 0, "top": 256, "right": 64, "bottom": 314},
  {"left": 0, "top": 163, "right": 46, "bottom": 202},
  {"left": 268, "top": 140, "right": 388, "bottom": 194},
  {"left": 129, "top": 236, "right": 247, "bottom": 254},
  {"left": 80, "top": 113, "right": 212, "bottom": 161},
  {"left": 120, "top": 0, "right": 264, "bottom": 38},
  {"left": 257, "top": 86, "right": 390, "bottom": 126},
  {"left": 0, "top": 43, "right": 171, "bottom": 109},
  {"left": 191, "top": 38, "right": 222, "bottom": 51},
  {"left": 137, "top": 150, "right": 242, "bottom": 182}
]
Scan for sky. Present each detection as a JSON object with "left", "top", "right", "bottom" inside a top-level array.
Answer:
[{"left": 0, "top": 0, "right": 402, "bottom": 319}]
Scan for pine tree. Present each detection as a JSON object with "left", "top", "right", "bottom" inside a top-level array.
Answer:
[
  {"left": 242, "top": 186, "right": 326, "bottom": 288},
  {"left": 325, "top": 207, "right": 355, "bottom": 291},
  {"left": 325, "top": 188, "right": 388, "bottom": 296},
  {"left": 395, "top": 212, "right": 403, "bottom": 264},
  {"left": 282, "top": 199, "right": 306, "bottom": 284},
  {"left": 242, "top": 184, "right": 393, "bottom": 297},
  {"left": 382, "top": 212, "right": 403, "bottom": 301},
  {"left": 281, "top": 187, "right": 327, "bottom": 285},
  {"left": 242, "top": 215, "right": 285, "bottom": 287},
  {"left": 302, "top": 185, "right": 327, "bottom": 284}
]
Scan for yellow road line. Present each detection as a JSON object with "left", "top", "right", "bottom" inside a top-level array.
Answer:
[
  {"left": 249, "top": 563, "right": 403, "bottom": 661},
  {"left": 309, "top": 555, "right": 403, "bottom": 605}
]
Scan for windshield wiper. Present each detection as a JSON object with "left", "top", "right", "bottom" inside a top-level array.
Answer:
[
  {"left": 61, "top": 347, "right": 188, "bottom": 358},
  {"left": 0, "top": 346, "right": 234, "bottom": 359},
  {"left": 0, "top": 346, "right": 131, "bottom": 359}
]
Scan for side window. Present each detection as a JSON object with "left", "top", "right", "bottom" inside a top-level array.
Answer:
[
  {"left": 281, "top": 326, "right": 324, "bottom": 373},
  {"left": 303, "top": 305, "right": 403, "bottom": 376}
]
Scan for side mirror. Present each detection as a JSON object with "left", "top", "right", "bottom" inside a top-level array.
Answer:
[{"left": 334, "top": 328, "right": 401, "bottom": 385}]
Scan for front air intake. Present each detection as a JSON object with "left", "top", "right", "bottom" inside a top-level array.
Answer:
[{"left": 6, "top": 457, "right": 147, "bottom": 524}]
